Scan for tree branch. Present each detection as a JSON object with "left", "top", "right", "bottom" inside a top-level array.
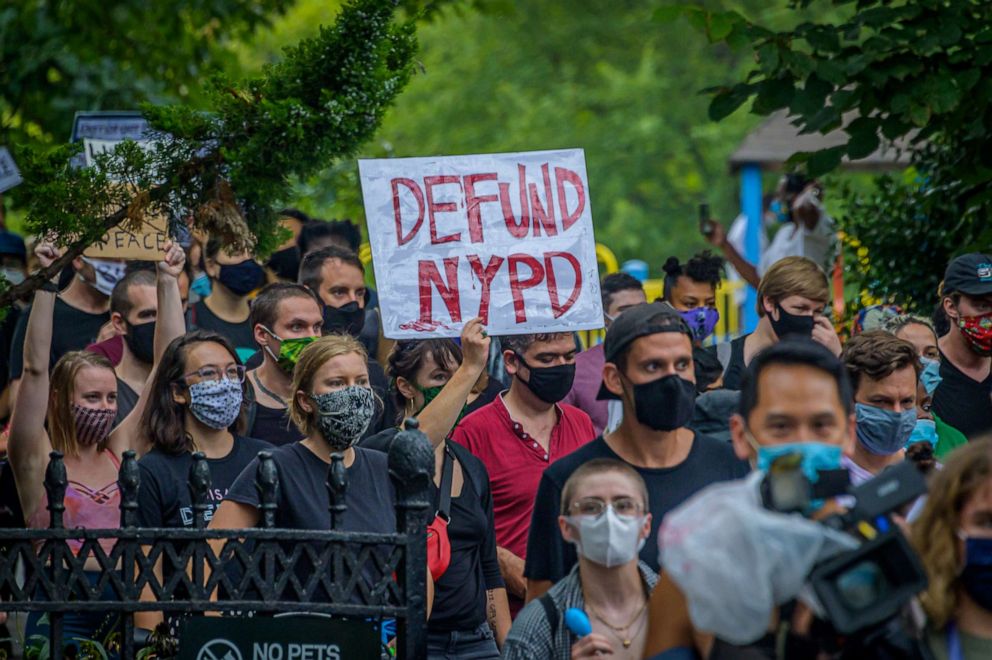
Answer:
[{"left": 0, "top": 205, "right": 129, "bottom": 309}]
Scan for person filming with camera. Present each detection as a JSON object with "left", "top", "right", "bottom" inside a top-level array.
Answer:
[{"left": 642, "top": 339, "right": 861, "bottom": 659}]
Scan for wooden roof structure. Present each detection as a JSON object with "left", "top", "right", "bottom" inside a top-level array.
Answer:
[{"left": 729, "top": 110, "right": 913, "bottom": 172}]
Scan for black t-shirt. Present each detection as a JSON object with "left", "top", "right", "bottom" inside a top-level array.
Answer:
[
  {"left": 250, "top": 401, "right": 305, "bottom": 447},
  {"left": 361, "top": 430, "right": 503, "bottom": 631},
  {"left": 136, "top": 436, "right": 272, "bottom": 528},
  {"left": 524, "top": 433, "right": 750, "bottom": 583},
  {"left": 227, "top": 443, "right": 395, "bottom": 533},
  {"left": 720, "top": 334, "right": 749, "bottom": 391},
  {"left": 464, "top": 378, "right": 504, "bottom": 417},
  {"left": 0, "top": 306, "right": 21, "bottom": 394},
  {"left": 189, "top": 300, "right": 256, "bottom": 361},
  {"left": 114, "top": 378, "right": 140, "bottom": 428},
  {"left": 932, "top": 350, "right": 992, "bottom": 439},
  {"left": 8, "top": 299, "right": 109, "bottom": 380}
]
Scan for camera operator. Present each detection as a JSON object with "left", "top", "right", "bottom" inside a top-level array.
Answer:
[
  {"left": 642, "top": 339, "right": 857, "bottom": 660},
  {"left": 912, "top": 436, "right": 992, "bottom": 659}
]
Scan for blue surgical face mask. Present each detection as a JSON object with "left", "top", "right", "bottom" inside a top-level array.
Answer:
[
  {"left": 855, "top": 403, "right": 917, "bottom": 456},
  {"left": 906, "top": 418, "right": 938, "bottom": 448},
  {"left": 753, "top": 440, "right": 843, "bottom": 484},
  {"left": 919, "top": 357, "right": 942, "bottom": 395}
]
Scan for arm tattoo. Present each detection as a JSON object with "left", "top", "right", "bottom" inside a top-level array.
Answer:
[{"left": 487, "top": 590, "right": 498, "bottom": 632}]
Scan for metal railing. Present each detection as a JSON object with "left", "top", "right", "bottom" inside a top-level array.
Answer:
[{"left": 0, "top": 421, "right": 434, "bottom": 659}]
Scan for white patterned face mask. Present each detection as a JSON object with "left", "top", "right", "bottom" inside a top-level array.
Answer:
[
  {"left": 309, "top": 386, "right": 375, "bottom": 450},
  {"left": 188, "top": 379, "right": 243, "bottom": 429}
]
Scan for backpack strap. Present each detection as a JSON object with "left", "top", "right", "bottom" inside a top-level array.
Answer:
[
  {"left": 434, "top": 445, "right": 455, "bottom": 521},
  {"left": 539, "top": 592, "right": 559, "bottom": 639}
]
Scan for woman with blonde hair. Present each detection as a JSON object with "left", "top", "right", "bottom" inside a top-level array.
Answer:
[
  {"left": 911, "top": 436, "right": 992, "bottom": 658},
  {"left": 7, "top": 239, "right": 186, "bottom": 650},
  {"left": 214, "top": 333, "right": 392, "bottom": 531}
]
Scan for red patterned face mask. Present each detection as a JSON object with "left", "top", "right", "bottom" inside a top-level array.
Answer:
[{"left": 958, "top": 311, "right": 992, "bottom": 356}]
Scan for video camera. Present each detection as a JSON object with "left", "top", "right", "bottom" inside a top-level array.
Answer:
[{"left": 761, "top": 457, "right": 933, "bottom": 659}]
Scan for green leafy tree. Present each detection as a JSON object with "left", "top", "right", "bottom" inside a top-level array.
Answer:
[
  {"left": 242, "top": 0, "right": 808, "bottom": 272},
  {"left": 1, "top": 0, "right": 416, "bottom": 310},
  {"left": 679, "top": 0, "right": 992, "bottom": 309},
  {"left": 0, "top": 0, "right": 295, "bottom": 149}
]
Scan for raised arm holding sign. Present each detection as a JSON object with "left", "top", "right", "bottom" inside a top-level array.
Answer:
[{"left": 359, "top": 149, "right": 603, "bottom": 338}]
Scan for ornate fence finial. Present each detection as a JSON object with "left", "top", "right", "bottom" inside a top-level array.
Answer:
[
  {"left": 255, "top": 451, "right": 279, "bottom": 529},
  {"left": 45, "top": 450, "right": 67, "bottom": 530},
  {"left": 327, "top": 452, "right": 348, "bottom": 530},
  {"left": 118, "top": 450, "right": 140, "bottom": 528},
  {"left": 188, "top": 452, "right": 211, "bottom": 529}
]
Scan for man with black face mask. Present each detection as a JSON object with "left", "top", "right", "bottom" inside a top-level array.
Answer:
[
  {"left": 523, "top": 303, "right": 748, "bottom": 604},
  {"left": 452, "top": 332, "right": 594, "bottom": 618},
  {"left": 106, "top": 270, "right": 158, "bottom": 424},
  {"left": 720, "top": 256, "right": 841, "bottom": 390},
  {"left": 298, "top": 245, "right": 389, "bottom": 437}
]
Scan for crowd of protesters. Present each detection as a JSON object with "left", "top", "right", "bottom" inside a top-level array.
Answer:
[{"left": 0, "top": 184, "right": 990, "bottom": 660}]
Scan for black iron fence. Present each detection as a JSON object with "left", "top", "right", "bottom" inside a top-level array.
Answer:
[{"left": 0, "top": 421, "right": 435, "bottom": 659}]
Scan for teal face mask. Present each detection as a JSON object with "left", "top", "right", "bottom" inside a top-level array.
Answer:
[
  {"left": 906, "top": 419, "right": 938, "bottom": 448},
  {"left": 755, "top": 441, "right": 843, "bottom": 484}
]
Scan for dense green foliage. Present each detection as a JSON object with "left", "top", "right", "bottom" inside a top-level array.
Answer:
[
  {"left": 1, "top": 0, "right": 416, "bottom": 309},
  {"left": 686, "top": 0, "right": 992, "bottom": 310},
  {"left": 246, "top": 1, "right": 804, "bottom": 272},
  {"left": 0, "top": 0, "right": 294, "bottom": 149}
]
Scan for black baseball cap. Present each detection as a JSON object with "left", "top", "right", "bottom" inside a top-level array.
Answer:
[
  {"left": 597, "top": 302, "right": 693, "bottom": 400},
  {"left": 943, "top": 253, "right": 992, "bottom": 297}
]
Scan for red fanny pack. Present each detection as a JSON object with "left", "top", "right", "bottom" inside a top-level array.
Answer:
[{"left": 426, "top": 446, "right": 454, "bottom": 582}]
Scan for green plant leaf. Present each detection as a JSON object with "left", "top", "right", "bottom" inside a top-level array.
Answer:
[{"left": 806, "top": 145, "right": 846, "bottom": 176}]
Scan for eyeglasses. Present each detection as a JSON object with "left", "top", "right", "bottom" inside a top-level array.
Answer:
[
  {"left": 180, "top": 365, "right": 246, "bottom": 384},
  {"left": 569, "top": 497, "right": 642, "bottom": 518}
]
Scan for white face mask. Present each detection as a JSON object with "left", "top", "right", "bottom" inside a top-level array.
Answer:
[
  {"left": 1, "top": 267, "right": 24, "bottom": 286},
  {"left": 80, "top": 257, "right": 125, "bottom": 296},
  {"left": 566, "top": 507, "right": 647, "bottom": 568}
]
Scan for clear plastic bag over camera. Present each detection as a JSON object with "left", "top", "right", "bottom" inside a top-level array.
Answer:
[{"left": 658, "top": 472, "right": 858, "bottom": 645}]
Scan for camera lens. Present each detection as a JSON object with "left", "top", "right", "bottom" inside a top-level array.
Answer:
[{"left": 835, "top": 560, "right": 889, "bottom": 610}]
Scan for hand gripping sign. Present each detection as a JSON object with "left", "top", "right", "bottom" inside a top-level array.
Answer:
[{"left": 359, "top": 149, "right": 603, "bottom": 339}]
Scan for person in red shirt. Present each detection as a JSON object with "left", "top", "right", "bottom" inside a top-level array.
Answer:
[{"left": 452, "top": 332, "right": 595, "bottom": 617}]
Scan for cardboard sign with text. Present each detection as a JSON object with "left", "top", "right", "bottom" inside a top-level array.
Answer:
[
  {"left": 83, "top": 197, "right": 169, "bottom": 260},
  {"left": 359, "top": 149, "right": 603, "bottom": 338}
]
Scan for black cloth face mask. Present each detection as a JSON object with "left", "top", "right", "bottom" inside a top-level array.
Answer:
[
  {"left": 769, "top": 304, "right": 815, "bottom": 339},
  {"left": 266, "top": 246, "right": 301, "bottom": 282},
  {"left": 123, "top": 320, "right": 156, "bottom": 364},
  {"left": 323, "top": 301, "right": 366, "bottom": 337},
  {"left": 217, "top": 259, "right": 265, "bottom": 296},
  {"left": 514, "top": 352, "right": 575, "bottom": 404},
  {"left": 629, "top": 373, "right": 697, "bottom": 431}
]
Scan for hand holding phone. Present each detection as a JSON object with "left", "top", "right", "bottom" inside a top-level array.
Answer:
[{"left": 699, "top": 203, "right": 715, "bottom": 238}]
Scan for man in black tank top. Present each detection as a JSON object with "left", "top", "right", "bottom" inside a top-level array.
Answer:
[{"left": 244, "top": 283, "right": 323, "bottom": 446}]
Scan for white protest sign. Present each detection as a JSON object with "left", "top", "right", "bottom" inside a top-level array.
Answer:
[
  {"left": 70, "top": 112, "right": 152, "bottom": 170},
  {"left": 82, "top": 138, "right": 156, "bottom": 167},
  {"left": 0, "top": 148, "right": 22, "bottom": 193},
  {"left": 359, "top": 149, "right": 603, "bottom": 339}
]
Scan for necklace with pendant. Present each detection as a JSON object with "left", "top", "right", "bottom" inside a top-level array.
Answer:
[{"left": 586, "top": 599, "right": 647, "bottom": 649}]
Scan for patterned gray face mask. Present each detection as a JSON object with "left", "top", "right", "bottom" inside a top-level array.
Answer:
[{"left": 309, "top": 386, "right": 375, "bottom": 450}]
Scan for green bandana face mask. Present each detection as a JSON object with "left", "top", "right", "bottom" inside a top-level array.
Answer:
[
  {"left": 262, "top": 327, "right": 317, "bottom": 374},
  {"left": 414, "top": 384, "right": 470, "bottom": 424}
]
